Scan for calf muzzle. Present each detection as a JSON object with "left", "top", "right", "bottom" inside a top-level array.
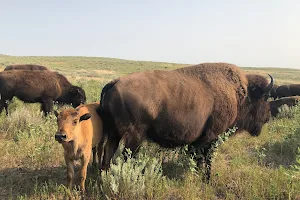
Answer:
[{"left": 55, "top": 132, "right": 67, "bottom": 143}]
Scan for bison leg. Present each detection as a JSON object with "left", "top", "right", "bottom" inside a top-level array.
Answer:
[
  {"left": 190, "top": 141, "right": 216, "bottom": 183},
  {"left": 41, "top": 98, "right": 54, "bottom": 116},
  {"left": 97, "top": 135, "right": 106, "bottom": 171},
  {"left": 65, "top": 158, "right": 75, "bottom": 189},
  {"left": 202, "top": 145, "right": 214, "bottom": 183},
  {"left": 92, "top": 147, "right": 97, "bottom": 166},
  {"left": 79, "top": 154, "right": 90, "bottom": 192},
  {"left": 0, "top": 99, "right": 6, "bottom": 115},
  {"left": 4, "top": 101, "right": 9, "bottom": 116},
  {"left": 101, "top": 136, "right": 119, "bottom": 170},
  {"left": 122, "top": 131, "right": 145, "bottom": 159}
]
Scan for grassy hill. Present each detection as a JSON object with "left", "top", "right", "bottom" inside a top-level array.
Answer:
[
  {"left": 1, "top": 54, "right": 300, "bottom": 84},
  {"left": 0, "top": 55, "right": 299, "bottom": 199}
]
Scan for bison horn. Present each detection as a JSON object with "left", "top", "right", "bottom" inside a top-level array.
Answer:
[{"left": 263, "top": 74, "right": 274, "bottom": 95}]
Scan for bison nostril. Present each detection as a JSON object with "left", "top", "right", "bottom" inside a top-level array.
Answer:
[{"left": 55, "top": 134, "right": 67, "bottom": 141}]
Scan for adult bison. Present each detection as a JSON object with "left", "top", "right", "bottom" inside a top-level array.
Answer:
[
  {"left": 269, "top": 96, "right": 300, "bottom": 117},
  {"left": 4, "top": 64, "right": 49, "bottom": 71},
  {"left": 0, "top": 70, "right": 86, "bottom": 116},
  {"left": 98, "top": 63, "right": 273, "bottom": 182},
  {"left": 270, "top": 84, "right": 279, "bottom": 99},
  {"left": 271, "top": 84, "right": 300, "bottom": 99}
]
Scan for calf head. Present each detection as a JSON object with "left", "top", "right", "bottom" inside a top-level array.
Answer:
[
  {"left": 69, "top": 86, "right": 87, "bottom": 108},
  {"left": 236, "top": 74, "right": 273, "bottom": 136},
  {"left": 54, "top": 109, "right": 92, "bottom": 143}
]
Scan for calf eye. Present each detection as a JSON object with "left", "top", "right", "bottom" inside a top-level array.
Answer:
[{"left": 72, "top": 120, "right": 77, "bottom": 126}]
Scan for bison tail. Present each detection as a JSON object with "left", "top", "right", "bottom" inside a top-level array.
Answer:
[
  {"left": 97, "top": 79, "right": 119, "bottom": 144},
  {"left": 97, "top": 78, "right": 119, "bottom": 117}
]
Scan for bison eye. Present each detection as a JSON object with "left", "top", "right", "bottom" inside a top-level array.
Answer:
[{"left": 72, "top": 120, "right": 78, "bottom": 126}]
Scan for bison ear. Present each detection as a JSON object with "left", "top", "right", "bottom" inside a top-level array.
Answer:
[
  {"left": 79, "top": 113, "right": 92, "bottom": 122},
  {"left": 54, "top": 110, "right": 59, "bottom": 118}
]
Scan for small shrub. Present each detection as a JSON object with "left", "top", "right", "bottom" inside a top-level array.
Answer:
[{"left": 101, "top": 145, "right": 167, "bottom": 200}]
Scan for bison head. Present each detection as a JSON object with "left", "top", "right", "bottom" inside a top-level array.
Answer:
[
  {"left": 236, "top": 74, "right": 274, "bottom": 136},
  {"left": 69, "top": 86, "right": 87, "bottom": 108},
  {"left": 54, "top": 109, "right": 91, "bottom": 143},
  {"left": 270, "top": 84, "right": 279, "bottom": 99}
]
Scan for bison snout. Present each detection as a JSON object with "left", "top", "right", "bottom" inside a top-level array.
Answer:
[{"left": 55, "top": 132, "right": 67, "bottom": 143}]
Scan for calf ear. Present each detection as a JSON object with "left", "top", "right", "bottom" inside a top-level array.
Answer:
[
  {"left": 79, "top": 113, "right": 92, "bottom": 121},
  {"left": 54, "top": 110, "right": 59, "bottom": 118}
]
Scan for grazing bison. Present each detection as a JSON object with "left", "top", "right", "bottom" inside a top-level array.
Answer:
[
  {"left": 0, "top": 70, "right": 86, "bottom": 115},
  {"left": 272, "top": 84, "right": 300, "bottom": 99},
  {"left": 54, "top": 102, "right": 104, "bottom": 192},
  {"left": 4, "top": 64, "right": 49, "bottom": 71},
  {"left": 98, "top": 62, "right": 273, "bottom": 182},
  {"left": 269, "top": 96, "right": 300, "bottom": 117},
  {"left": 270, "top": 84, "right": 279, "bottom": 99}
]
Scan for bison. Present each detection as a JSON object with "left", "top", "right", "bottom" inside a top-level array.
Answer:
[
  {"left": 0, "top": 70, "right": 86, "bottom": 115},
  {"left": 54, "top": 102, "right": 104, "bottom": 192},
  {"left": 98, "top": 62, "right": 273, "bottom": 182},
  {"left": 271, "top": 84, "right": 300, "bottom": 99},
  {"left": 269, "top": 96, "right": 300, "bottom": 117},
  {"left": 4, "top": 64, "right": 49, "bottom": 71},
  {"left": 270, "top": 84, "right": 279, "bottom": 99}
]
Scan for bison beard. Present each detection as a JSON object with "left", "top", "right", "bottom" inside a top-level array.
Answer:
[{"left": 98, "top": 63, "right": 273, "bottom": 183}]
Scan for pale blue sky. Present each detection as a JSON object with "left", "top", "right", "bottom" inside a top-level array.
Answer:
[{"left": 0, "top": 0, "right": 299, "bottom": 68}]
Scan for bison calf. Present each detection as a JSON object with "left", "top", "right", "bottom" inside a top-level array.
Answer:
[
  {"left": 4, "top": 64, "right": 49, "bottom": 71},
  {"left": 0, "top": 70, "right": 86, "bottom": 115},
  {"left": 269, "top": 96, "right": 300, "bottom": 117},
  {"left": 54, "top": 102, "right": 104, "bottom": 192}
]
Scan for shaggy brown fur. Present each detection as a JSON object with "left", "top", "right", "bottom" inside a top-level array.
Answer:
[
  {"left": 235, "top": 74, "right": 273, "bottom": 135},
  {"left": 54, "top": 102, "right": 104, "bottom": 192},
  {"left": 98, "top": 62, "right": 273, "bottom": 182},
  {"left": 4, "top": 64, "right": 49, "bottom": 71},
  {"left": 269, "top": 96, "right": 300, "bottom": 117},
  {"left": 0, "top": 70, "right": 86, "bottom": 115},
  {"left": 272, "top": 84, "right": 300, "bottom": 99}
]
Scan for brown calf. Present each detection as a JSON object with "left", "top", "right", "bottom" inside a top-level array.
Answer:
[{"left": 54, "top": 102, "right": 104, "bottom": 192}]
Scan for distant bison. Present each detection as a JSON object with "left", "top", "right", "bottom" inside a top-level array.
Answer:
[
  {"left": 0, "top": 70, "right": 86, "bottom": 115},
  {"left": 4, "top": 64, "right": 49, "bottom": 71},
  {"left": 270, "top": 84, "right": 279, "bottom": 99},
  {"left": 271, "top": 84, "right": 300, "bottom": 99},
  {"left": 98, "top": 62, "right": 273, "bottom": 182},
  {"left": 55, "top": 102, "right": 104, "bottom": 192},
  {"left": 269, "top": 96, "right": 300, "bottom": 117}
]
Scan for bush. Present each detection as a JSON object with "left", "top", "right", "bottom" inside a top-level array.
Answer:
[{"left": 101, "top": 145, "right": 167, "bottom": 200}]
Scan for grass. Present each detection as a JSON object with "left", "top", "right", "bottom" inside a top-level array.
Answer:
[{"left": 0, "top": 55, "right": 300, "bottom": 199}]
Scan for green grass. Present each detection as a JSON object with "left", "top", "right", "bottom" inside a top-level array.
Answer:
[{"left": 0, "top": 55, "right": 300, "bottom": 199}]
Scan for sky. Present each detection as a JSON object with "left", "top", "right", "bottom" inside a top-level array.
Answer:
[{"left": 0, "top": 0, "right": 299, "bottom": 68}]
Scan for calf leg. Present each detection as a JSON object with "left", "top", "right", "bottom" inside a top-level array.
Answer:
[
  {"left": 79, "top": 153, "right": 91, "bottom": 192},
  {"left": 65, "top": 158, "right": 75, "bottom": 189}
]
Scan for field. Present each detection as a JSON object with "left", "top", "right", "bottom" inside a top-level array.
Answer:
[{"left": 0, "top": 54, "right": 300, "bottom": 200}]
